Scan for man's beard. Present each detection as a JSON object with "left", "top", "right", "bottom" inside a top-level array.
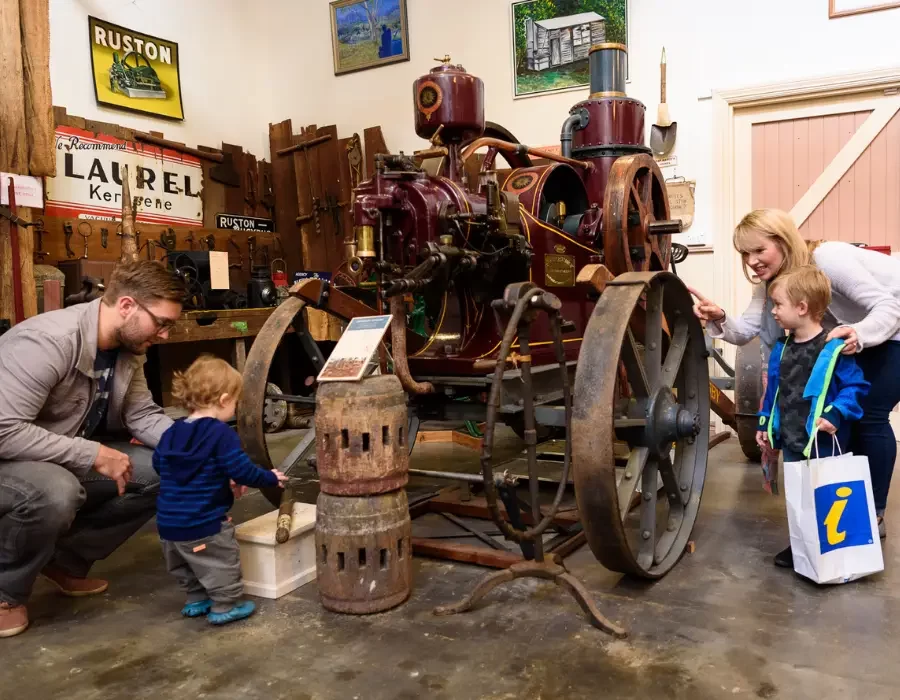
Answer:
[{"left": 115, "top": 315, "right": 154, "bottom": 354}]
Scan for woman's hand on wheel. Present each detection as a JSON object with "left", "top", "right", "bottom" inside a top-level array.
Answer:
[
  {"left": 826, "top": 325, "right": 859, "bottom": 355},
  {"left": 687, "top": 286, "right": 726, "bottom": 323}
]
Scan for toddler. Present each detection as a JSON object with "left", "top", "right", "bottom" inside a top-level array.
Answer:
[
  {"left": 153, "top": 355, "right": 287, "bottom": 624},
  {"left": 756, "top": 266, "right": 869, "bottom": 568}
]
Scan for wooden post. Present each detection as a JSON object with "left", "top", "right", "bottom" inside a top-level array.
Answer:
[
  {"left": 0, "top": 0, "right": 27, "bottom": 174},
  {"left": 120, "top": 165, "right": 139, "bottom": 263},
  {"left": 0, "top": 213, "right": 12, "bottom": 323},
  {"left": 19, "top": 0, "right": 54, "bottom": 176},
  {"left": 16, "top": 206, "right": 36, "bottom": 318},
  {"left": 269, "top": 120, "right": 303, "bottom": 275}
]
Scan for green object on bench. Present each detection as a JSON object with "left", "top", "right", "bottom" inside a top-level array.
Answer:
[{"left": 231, "top": 321, "right": 249, "bottom": 333}]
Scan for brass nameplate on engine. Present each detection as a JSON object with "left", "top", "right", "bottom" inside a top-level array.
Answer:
[{"left": 544, "top": 254, "right": 576, "bottom": 287}]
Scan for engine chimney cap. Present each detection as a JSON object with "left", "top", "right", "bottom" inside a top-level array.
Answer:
[{"left": 588, "top": 42, "right": 628, "bottom": 55}]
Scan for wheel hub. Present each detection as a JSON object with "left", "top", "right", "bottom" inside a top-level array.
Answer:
[{"left": 645, "top": 387, "right": 700, "bottom": 456}]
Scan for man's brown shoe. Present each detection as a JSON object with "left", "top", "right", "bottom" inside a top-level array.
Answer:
[
  {"left": 0, "top": 602, "right": 29, "bottom": 638},
  {"left": 42, "top": 567, "right": 108, "bottom": 597}
]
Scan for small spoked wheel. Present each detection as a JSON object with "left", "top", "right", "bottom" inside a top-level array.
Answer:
[{"left": 572, "top": 271, "right": 710, "bottom": 579}]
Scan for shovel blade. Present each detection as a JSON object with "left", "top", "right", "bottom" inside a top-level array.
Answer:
[{"left": 650, "top": 122, "right": 677, "bottom": 157}]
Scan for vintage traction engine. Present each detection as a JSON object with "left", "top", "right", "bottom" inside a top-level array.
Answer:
[{"left": 239, "top": 45, "right": 710, "bottom": 634}]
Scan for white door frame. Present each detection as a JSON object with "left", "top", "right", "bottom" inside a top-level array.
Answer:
[{"left": 710, "top": 66, "right": 900, "bottom": 328}]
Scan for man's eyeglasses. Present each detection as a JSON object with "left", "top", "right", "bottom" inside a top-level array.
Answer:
[{"left": 135, "top": 299, "right": 178, "bottom": 332}]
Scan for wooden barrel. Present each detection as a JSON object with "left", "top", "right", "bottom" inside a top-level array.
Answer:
[
  {"left": 315, "top": 490, "right": 412, "bottom": 614},
  {"left": 315, "top": 375, "right": 409, "bottom": 496}
]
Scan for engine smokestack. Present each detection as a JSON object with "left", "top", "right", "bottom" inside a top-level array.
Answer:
[{"left": 588, "top": 43, "right": 628, "bottom": 97}]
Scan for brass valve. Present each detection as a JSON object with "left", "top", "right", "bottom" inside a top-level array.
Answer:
[{"left": 434, "top": 54, "right": 452, "bottom": 65}]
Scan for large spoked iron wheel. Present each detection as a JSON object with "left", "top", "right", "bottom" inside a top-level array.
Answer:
[
  {"left": 237, "top": 296, "right": 324, "bottom": 508},
  {"left": 735, "top": 337, "right": 769, "bottom": 463},
  {"left": 572, "top": 272, "right": 710, "bottom": 579}
]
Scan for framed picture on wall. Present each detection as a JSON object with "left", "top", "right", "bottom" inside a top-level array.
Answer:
[
  {"left": 330, "top": 0, "right": 410, "bottom": 76},
  {"left": 829, "top": 0, "right": 900, "bottom": 17},
  {"left": 87, "top": 17, "right": 184, "bottom": 120},
  {"left": 511, "top": 0, "right": 629, "bottom": 99}
]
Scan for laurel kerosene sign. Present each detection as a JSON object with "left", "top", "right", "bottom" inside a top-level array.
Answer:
[{"left": 44, "top": 125, "right": 203, "bottom": 226}]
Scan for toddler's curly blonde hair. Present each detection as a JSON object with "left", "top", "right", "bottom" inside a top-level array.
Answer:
[{"left": 171, "top": 355, "right": 243, "bottom": 412}]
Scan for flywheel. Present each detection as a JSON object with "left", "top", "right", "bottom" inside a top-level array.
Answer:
[
  {"left": 603, "top": 154, "right": 673, "bottom": 274},
  {"left": 572, "top": 271, "right": 710, "bottom": 579}
]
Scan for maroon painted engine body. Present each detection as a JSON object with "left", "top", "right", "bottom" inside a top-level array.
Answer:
[{"left": 349, "top": 48, "right": 663, "bottom": 378}]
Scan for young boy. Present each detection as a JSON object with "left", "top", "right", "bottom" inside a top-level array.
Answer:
[
  {"left": 153, "top": 356, "right": 288, "bottom": 624},
  {"left": 756, "top": 265, "right": 870, "bottom": 568}
]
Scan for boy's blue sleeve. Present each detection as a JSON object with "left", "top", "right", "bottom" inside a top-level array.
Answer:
[
  {"left": 757, "top": 343, "right": 781, "bottom": 432},
  {"left": 218, "top": 429, "right": 279, "bottom": 489},
  {"left": 822, "top": 355, "right": 870, "bottom": 432}
]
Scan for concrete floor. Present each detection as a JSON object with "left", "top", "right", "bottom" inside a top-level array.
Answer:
[{"left": 4, "top": 431, "right": 900, "bottom": 700}]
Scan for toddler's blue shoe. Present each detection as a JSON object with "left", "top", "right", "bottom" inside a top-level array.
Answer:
[
  {"left": 181, "top": 599, "right": 212, "bottom": 617},
  {"left": 207, "top": 600, "right": 256, "bottom": 625}
]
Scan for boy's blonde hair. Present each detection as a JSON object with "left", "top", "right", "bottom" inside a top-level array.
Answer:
[
  {"left": 733, "top": 208, "right": 809, "bottom": 283},
  {"left": 171, "top": 355, "right": 243, "bottom": 412},
  {"left": 769, "top": 265, "right": 831, "bottom": 322}
]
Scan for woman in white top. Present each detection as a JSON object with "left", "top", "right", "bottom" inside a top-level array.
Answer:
[{"left": 691, "top": 208, "right": 900, "bottom": 547}]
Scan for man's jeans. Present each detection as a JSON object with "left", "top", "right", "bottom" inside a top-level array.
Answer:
[{"left": 0, "top": 442, "right": 158, "bottom": 605}]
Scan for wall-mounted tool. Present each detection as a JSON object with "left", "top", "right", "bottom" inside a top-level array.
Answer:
[
  {"left": 185, "top": 230, "right": 196, "bottom": 250},
  {"left": 228, "top": 236, "right": 243, "bottom": 269},
  {"left": 160, "top": 227, "right": 177, "bottom": 253},
  {"left": 261, "top": 167, "right": 275, "bottom": 214},
  {"left": 346, "top": 134, "right": 363, "bottom": 188},
  {"left": 247, "top": 235, "right": 257, "bottom": 266},
  {"left": 63, "top": 221, "right": 75, "bottom": 258},
  {"left": 77, "top": 221, "right": 93, "bottom": 259},
  {"left": 32, "top": 219, "right": 47, "bottom": 263},
  {"left": 650, "top": 48, "right": 677, "bottom": 157},
  {"left": 204, "top": 234, "right": 216, "bottom": 251},
  {"left": 100, "top": 227, "right": 109, "bottom": 249}
]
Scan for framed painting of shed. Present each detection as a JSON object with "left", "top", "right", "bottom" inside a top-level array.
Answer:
[
  {"left": 511, "top": 0, "right": 628, "bottom": 99},
  {"left": 330, "top": 0, "right": 410, "bottom": 76},
  {"left": 829, "top": 0, "right": 900, "bottom": 17}
]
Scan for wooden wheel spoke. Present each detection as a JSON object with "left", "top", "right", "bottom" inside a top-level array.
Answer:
[
  {"left": 640, "top": 173, "right": 652, "bottom": 218},
  {"left": 617, "top": 447, "right": 649, "bottom": 523},
  {"left": 644, "top": 283, "right": 664, "bottom": 389},
  {"left": 637, "top": 455, "right": 658, "bottom": 571},
  {"left": 661, "top": 317, "right": 689, "bottom": 389},
  {"left": 621, "top": 328, "right": 650, "bottom": 397},
  {"left": 630, "top": 182, "right": 645, "bottom": 218}
]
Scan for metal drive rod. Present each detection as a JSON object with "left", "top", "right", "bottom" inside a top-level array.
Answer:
[{"left": 409, "top": 468, "right": 491, "bottom": 485}]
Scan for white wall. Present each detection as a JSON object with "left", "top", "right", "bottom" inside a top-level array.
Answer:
[
  {"left": 49, "top": 0, "right": 269, "bottom": 155},
  {"left": 263, "top": 0, "right": 900, "bottom": 252}
]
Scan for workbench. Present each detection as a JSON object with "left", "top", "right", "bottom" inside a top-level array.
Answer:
[{"left": 150, "top": 307, "right": 296, "bottom": 407}]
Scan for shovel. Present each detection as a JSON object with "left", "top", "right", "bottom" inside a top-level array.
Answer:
[{"left": 650, "top": 47, "right": 677, "bottom": 157}]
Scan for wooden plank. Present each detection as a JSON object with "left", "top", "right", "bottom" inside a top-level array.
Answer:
[
  {"left": 855, "top": 117, "right": 872, "bottom": 244},
  {"left": 337, "top": 136, "right": 355, "bottom": 239},
  {"left": 869, "top": 121, "right": 888, "bottom": 248},
  {"left": 363, "top": 126, "right": 388, "bottom": 181},
  {"left": 763, "top": 122, "right": 779, "bottom": 208},
  {"left": 157, "top": 308, "right": 279, "bottom": 344},
  {"left": 822, "top": 115, "right": 842, "bottom": 241},
  {"left": 200, "top": 147, "right": 228, "bottom": 230},
  {"left": 232, "top": 337, "right": 247, "bottom": 372},
  {"left": 221, "top": 143, "right": 246, "bottom": 216},
  {"left": 42, "top": 278, "right": 61, "bottom": 312},
  {"left": 258, "top": 159, "right": 275, "bottom": 220},
  {"left": 411, "top": 538, "right": 521, "bottom": 568},
  {"left": 0, "top": 0, "right": 27, "bottom": 174},
  {"left": 0, "top": 213, "right": 11, "bottom": 322},
  {"left": 886, "top": 111, "right": 900, "bottom": 251},
  {"left": 316, "top": 125, "right": 343, "bottom": 273},
  {"left": 791, "top": 98, "right": 900, "bottom": 229},
  {"left": 269, "top": 119, "right": 302, "bottom": 274},
  {"left": 807, "top": 116, "right": 826, "bottom": 239},
  {"left": 777, "top": 120, "right": 794, "bottom": 213},
  {"left": 244, "top": 152, "right": 259, "bottom": 217},
  {"left": 16, "top": 207, "right": 36, "bottom": 318},
  {"left": 19, "top": 0, "right": 54, "bottom": 176}
]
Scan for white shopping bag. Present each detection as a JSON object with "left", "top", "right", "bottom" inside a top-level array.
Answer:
[{"left": 783, "top": 435, "right": 884, "bottom": 584}]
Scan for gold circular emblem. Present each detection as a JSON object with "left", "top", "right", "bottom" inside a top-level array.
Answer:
[{"left": 417, "top": 81, "right": 443, "bottom": 122}]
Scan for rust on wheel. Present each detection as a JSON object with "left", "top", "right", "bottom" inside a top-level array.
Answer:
[
  {"left": 572, "top": 271, "right": 709, "bottom": 579},
  {"left": 237, "top": 296, "right": 307, "bottom": 471},
  {"left": 603, "top": 154, "right": 673, "bottom": 275}
]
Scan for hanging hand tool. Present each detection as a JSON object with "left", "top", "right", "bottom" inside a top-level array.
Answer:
[
  {"left": 228, "top": 236, "right": 243, "bottom": 269},
  {"left": 160, "top": 227, "right": 177, "bottom": 253},
  {"left": 247, "top": 235, "right": 257, "bottom": 266},
  {"left": 100, "top": 227, "right": 109, "bottom": 249},
  {"left": 185, "top": 230, "right": 196, "bottom": 250},
  {"left": 77, "top": 221, "right": 93, "bottom": 259},
  {"left": 650, "top": 48, "right": 677, "bottom": 157},
  {"left": 347, "top": 134, "right": 363, "bottom": 188},
  {"left": 261, "top": 167, "right": 275, "bottom": 214},
  {"left": 33, "top": 219, "right": 47, "bottom": 263},
  {"left": 63, "top": 221, "right": 75, "bottom": 258},
  {"left": 245, "top": 163, "right": 258, "bottom": 212},
  {"left": 5, "top": 179, "right": 25, "bottom": 324},
  {"left": 204, "top": 234, "right": 216, "bottom": 251}
]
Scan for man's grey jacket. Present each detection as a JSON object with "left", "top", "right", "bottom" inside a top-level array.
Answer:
[{"left": 0, "top": 299, "right": 172, "bottom": 476}]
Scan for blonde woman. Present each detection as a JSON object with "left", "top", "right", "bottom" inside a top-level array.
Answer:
[{"left": 690, "top": 208, "right": 900, "bottom": 549}]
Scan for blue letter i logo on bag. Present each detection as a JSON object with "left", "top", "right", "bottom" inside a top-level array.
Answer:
[{"left": 814, "top": 480, "right": 874, "bottom": 554}]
